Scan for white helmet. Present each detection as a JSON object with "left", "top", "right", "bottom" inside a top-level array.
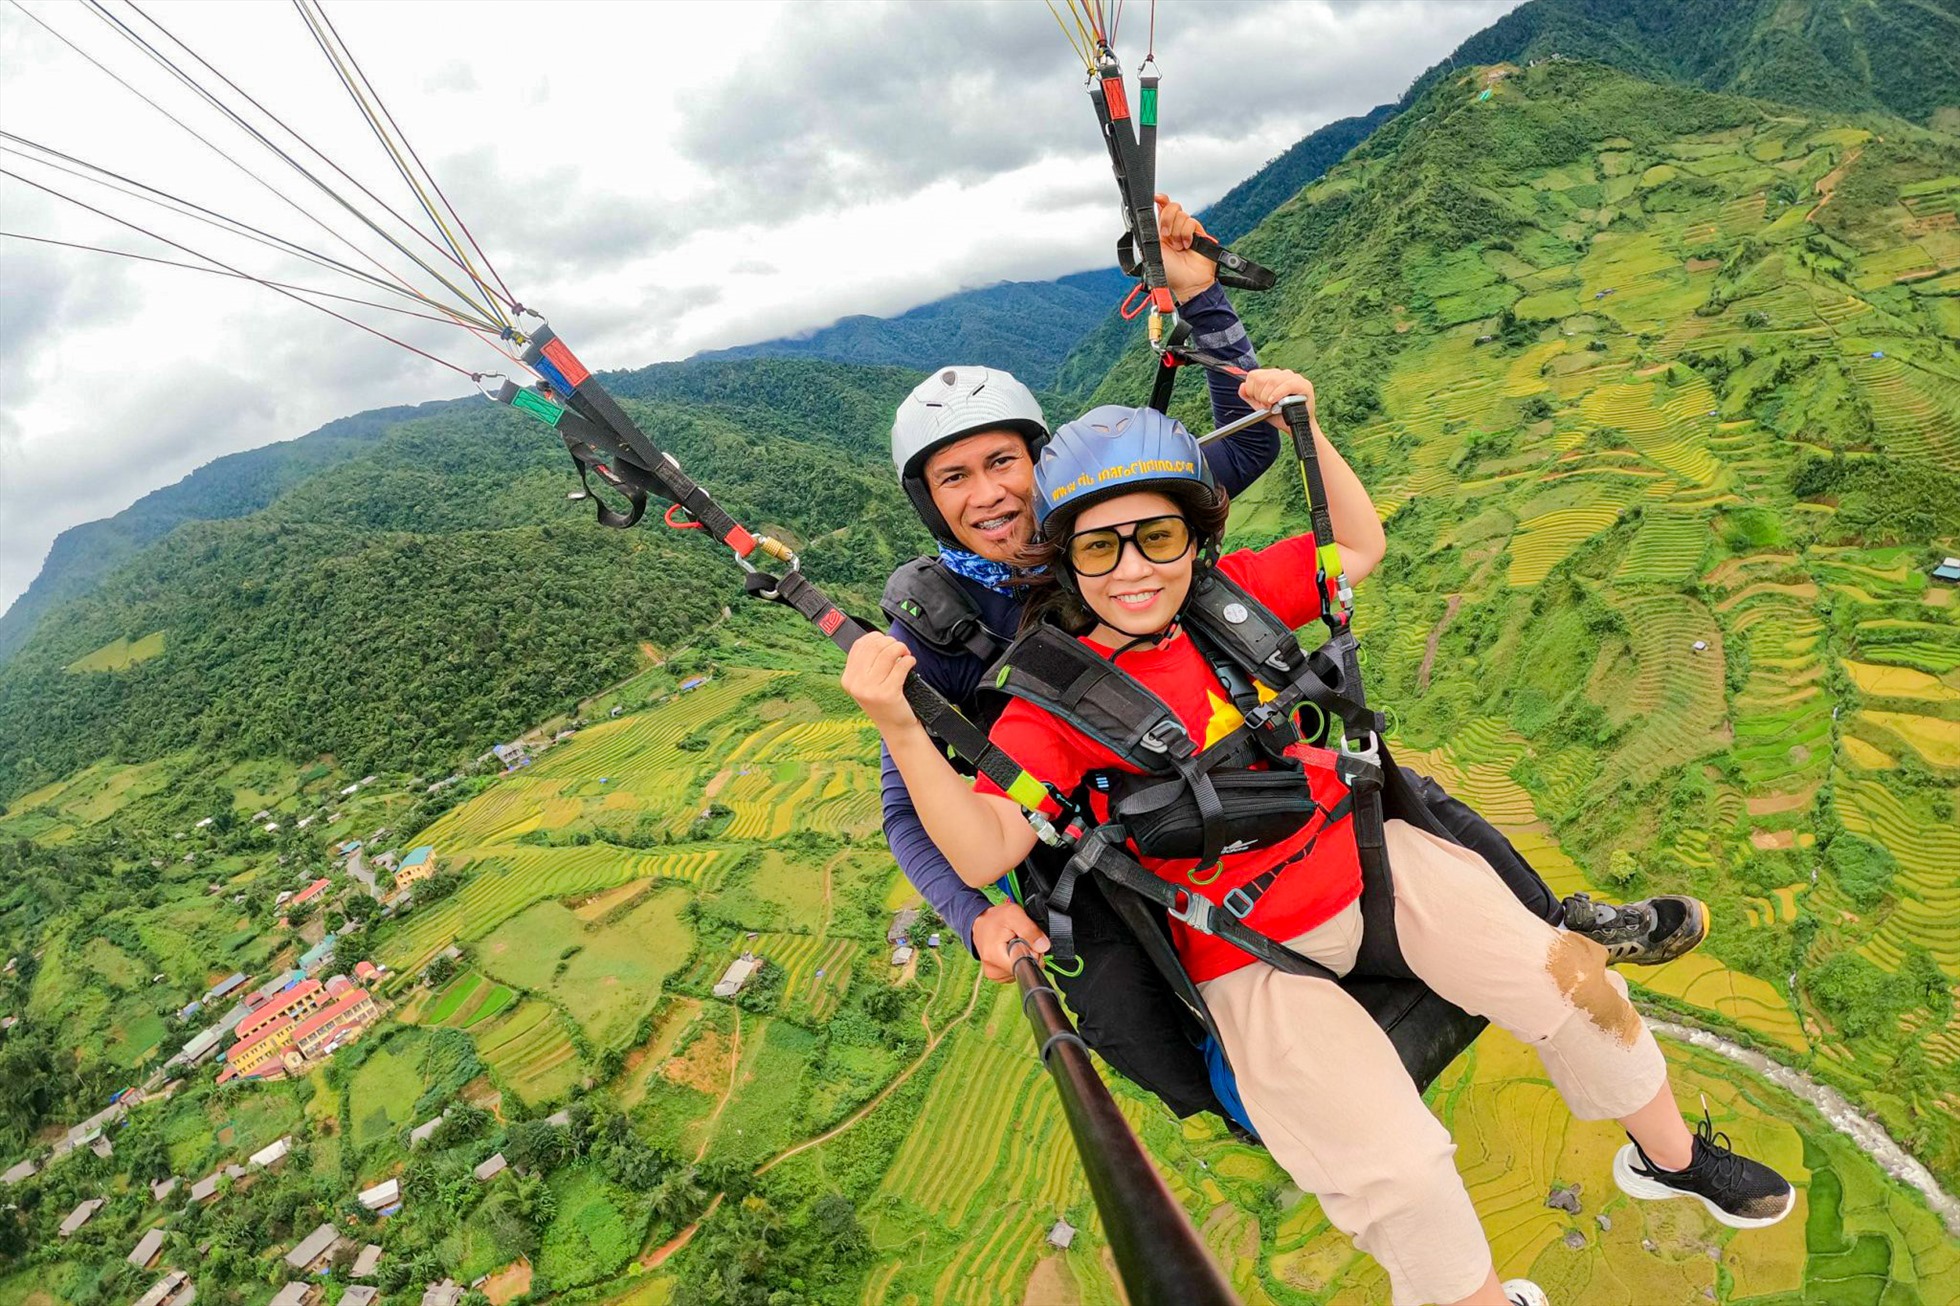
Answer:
[{"left": 891, "top": 366, "right": 1048, "bottom": 543}]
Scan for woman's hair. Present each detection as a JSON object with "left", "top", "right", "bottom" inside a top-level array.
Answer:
[{"left": 1013, "top": 483, "right": 1231, "bottom": 635}]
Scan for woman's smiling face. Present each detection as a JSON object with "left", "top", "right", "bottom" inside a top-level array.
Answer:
[{"left": 1067, "top": 490, "right": 1195, "bottom": 643}]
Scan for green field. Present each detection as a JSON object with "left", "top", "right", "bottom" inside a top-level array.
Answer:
[
  {"left": 63, "top": 629, "right": 165, "bottom": 673},
  {"left": 476, "top": 887, "right": 693, "bottom": 1048}
]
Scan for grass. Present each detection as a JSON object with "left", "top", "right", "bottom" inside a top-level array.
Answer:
[
  {"left": 475, "top": 888, "right": 693, "bottom": 1048},
  {"left": 63, "top": 630, "right": 165, "bottom": 673},
  {"left": 536, "top": 1165, "right": 642, "bottom": 1289},
  {"left": 348, "top": 1031, "right": 433, "bottom": 1149}
]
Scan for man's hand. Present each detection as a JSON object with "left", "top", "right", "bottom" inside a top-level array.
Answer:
[
  {"left": 973, "top": 900, "right": 1049, "bottom": 982},
  {"left": 1156, "top": 194, "right": 1217, "bottom": 303},
  {"left": 1240, "top": 368, "right": 1317, "bottom": 428},
  {"left": 841, "top": 633, "right": 920, "bottom": 736}
]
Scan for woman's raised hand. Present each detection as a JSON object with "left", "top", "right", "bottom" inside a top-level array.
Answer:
[
  {"left": 841, "top": 632, "right": 921, "bottom": 736},
  {"left": 1240, "top": 368, "right": 1317, "bottom": 426}
]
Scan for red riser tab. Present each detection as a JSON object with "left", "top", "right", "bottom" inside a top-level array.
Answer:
[{"left": 541, "top": 338, "right": 591, "bottom": 387}]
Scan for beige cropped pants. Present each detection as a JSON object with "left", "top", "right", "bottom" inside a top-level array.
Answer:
[{"left": 1198, "top": 819, "right": 1667, "bottom": 1306}]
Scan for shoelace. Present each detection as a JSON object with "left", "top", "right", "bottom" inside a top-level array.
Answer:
[{"left": 1691, "top": 1110, "right": 1750, "bottom": 1189}]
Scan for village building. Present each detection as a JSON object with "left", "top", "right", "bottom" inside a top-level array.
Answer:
[
  {"left": 169, "top": 1025, "right": 225, "bottom": 1068},
  {"left": 409, "top": 1112, "right": 447, "bottom": 1147},
  {"left": 891, "top": 945, "right": 915, "bottom": 966},
  {"left": 151, "top": 1176, "right": 180, "bottom": 1201},
  {"left": 128, "top": 1226, "right": 167, "bottom": 1269},
  {"left": 206, "top": 972, "right": 249, "bottom": 1002},
  {"left": 291, "top": 987, "right": 379, "bottom": 1057},
  {"left": 298, "top": 935, "right": 339, "bottom": 974},
  {"left": 421, "top": 1281, "right": 463, "bottom": 1306},
  {"left": 249, "top": 1136, "right": 293, "bottom": 1168},
  {"left": 2, "top": 1158, "right": 39, "bottom": 1185},
  {"left": 133, "top": 1270, "right": 192, "bottom": 1306},
  {"left": 58, "top": 1197, "right": 105, "bottom": 1237},
  {"left": 218, "top": 984, "right": 378, "bottom": 1083},
  {"left": 284, "top": 1222, "right": 342, "bottom": 1272},
  {"left": 713, "top": 952, "right": 763, "bottom": 998},
  {"left": 237, "top": 980, "right": 326, "bottom": 1043},
  {"left": 1047, "top": 1218, "right": 1076, "bottom": 1249},
  {"left": 188, "top": 1170, "right": 225, "bottom": 1203},
  {"left": 269, "top": 1283, "right": 318, "bottom": 1306},
  {"left": 887, "top": 908, "right": 919, "bottom": 945},
  {"left": 472, "top": 1152, "right": 508, "bottom": 1183},
  {"left": 1933, "top": 556, "right": 1960, "bottom": 584},
  {"left": 544, "top": 1108, "right": 573, "bottom": 1127},
  {"left": 351, "top": 1243, "right": 384, "bottom": 1278},
  {"left": 354, "top": 959, "right": 382, "bottom": 982},
  {"left": 342, "top": 1287, "right": 380, "bottom": 1306},
  {"left": 90, "top": 1134, "right": 115, "bottom": 1159},
  {"left": 395, "top": 845, "right": 439, "bottom": 890},
  {"left": 357, "top": 1177, "right": 403, "bottom": 1213}
]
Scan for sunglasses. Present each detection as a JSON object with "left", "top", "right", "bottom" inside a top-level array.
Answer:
[{"left": 1064, "top": 514, "right": 1195, "bottom": 577}]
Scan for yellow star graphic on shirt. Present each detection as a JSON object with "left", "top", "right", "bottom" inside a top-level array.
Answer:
[{"left": 1200, "top": 681, "right": 1281, "bottom": 751}]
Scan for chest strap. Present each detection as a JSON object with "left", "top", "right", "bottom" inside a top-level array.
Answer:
[{"left": 881, "top": 557, "right": 1009, "bottom": 665}]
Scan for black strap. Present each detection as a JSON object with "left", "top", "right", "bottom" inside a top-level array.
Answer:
[
  {"left": 1118, "top": 229, "right": 1278, "bottom": 295},
  {"left": 1217, "top": 792, "right": 1354, "bottom": 921},
  {"left": 1068, "top": 827, "right": 1342, "bottom": 982}
]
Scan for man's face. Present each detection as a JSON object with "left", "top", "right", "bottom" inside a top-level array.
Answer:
[{"left": 923, "top": 431, "right": 1036, "bottom": 561}]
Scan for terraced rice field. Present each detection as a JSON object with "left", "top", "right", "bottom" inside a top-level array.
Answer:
[
  {"left": 1595, "top": 593, "right": 1729, "bottom": 790},
  {"left": 1834, "top": 779, "right": 1960, "bottom": 975},
  {"left": 378, "top": 846, "right": 722, "bottom": 972},
  {"left": 473, "top": 998, "right": 583, "bottom": 1104},
  {"left": 733, "top": 932, "right": 857, "bottom": 1022},
  {"left": 1615, "top": 508, "right": 1708, "bottom": 583},
  {"left": 1579, "top": 377, "right": 1724, "bottom": 488}
]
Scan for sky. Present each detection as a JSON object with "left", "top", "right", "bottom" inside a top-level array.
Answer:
[{"left": 0, "top": 0, "right": 1519, "bottom": 617}]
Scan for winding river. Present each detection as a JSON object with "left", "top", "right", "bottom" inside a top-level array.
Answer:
[{"left": 1649, "top": 1018, "right": 1960, "bottom": 1238}]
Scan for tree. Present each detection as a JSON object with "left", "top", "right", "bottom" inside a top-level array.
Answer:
[
  {"left": 503, "top": 1119, "right": 571, "bottom": 1174},
  {"left": 508, "top": 1171, "right": 557, "bottom": 1230},
  {"left": 650, "top": 1166, "right": 711, "bottom": 1227}
]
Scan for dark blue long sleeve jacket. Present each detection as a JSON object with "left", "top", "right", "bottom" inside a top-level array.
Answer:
[{"left": 880, "top": 284, "right": 1277, "bottom": 951}]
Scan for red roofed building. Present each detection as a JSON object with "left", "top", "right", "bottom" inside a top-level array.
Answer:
[
  {"left": 236, "top": 979, "right": 324, "bottom": 1044},
  {"left": 354, "top": 960, "right": 381, "bottom": 981},
  {"left": 291, "top": 988, "right": 379, "bottom": 1058},
  {"left": 219, "top": 1017, "right": 300, "bottom": 1083},
  {"left": 289, "top": 877, "right": 332, "bottom": 908},
  {"left": 325, "top": 974, "right": 354, "bottom": 997}
]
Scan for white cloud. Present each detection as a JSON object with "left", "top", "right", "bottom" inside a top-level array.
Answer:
[{"left": 0, "top": 0, "right": 1518, "bottom": 615}]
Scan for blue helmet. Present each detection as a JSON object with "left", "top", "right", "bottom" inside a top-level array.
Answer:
[{"left": 1032, "top": 405, "right": 1218, "bottom": 536}]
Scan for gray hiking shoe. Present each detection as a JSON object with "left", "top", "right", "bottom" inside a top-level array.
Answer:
[
  {"left": 1562, "top": 891, "right": 1708, "bottom": 966},
  {"left": 1503, "top": 1279, "right": 1549, "bottom": 1306}
]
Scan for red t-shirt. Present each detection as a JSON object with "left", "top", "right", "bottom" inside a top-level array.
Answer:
[{"left": 977, "top": 535, "right": 1362, "bottom": 982}]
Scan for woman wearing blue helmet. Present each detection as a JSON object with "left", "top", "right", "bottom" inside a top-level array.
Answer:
[{"left": 844, "top": 372, "right": 1793, "bottom": 1306}]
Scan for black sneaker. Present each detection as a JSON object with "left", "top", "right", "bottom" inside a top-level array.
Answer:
[
  {"left": 1612, "top": 1109, "right": 1794, "bottom": 1228},
  {"left": 1562, "top": 892, "right": 1708, "bottom": 965}
]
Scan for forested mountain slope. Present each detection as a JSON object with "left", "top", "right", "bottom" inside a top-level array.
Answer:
[
  {"left": 1082, "top": 55, "right": 1960, "bottom": 1190},
  {"left": 1433, "top": 0, "right": 1960, "bottom": 128},
  {"left": 0, "top": 403, "right": 446, "bottom": 664},
  {"left": 0, "top": 359, "right": 928, "bottom": 802}
]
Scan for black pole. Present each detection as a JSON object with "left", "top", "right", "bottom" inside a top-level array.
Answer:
[{"left": 1008, "top": 941, "right": 1240, "bottom": 1306}]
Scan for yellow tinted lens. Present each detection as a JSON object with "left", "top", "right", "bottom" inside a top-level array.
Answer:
[
  {"left": 1136, "top": 516, "right": 1191, "bottom": 562},
  {"left": 1068, "top": 531, "right": 1121, "bottom": 574}
]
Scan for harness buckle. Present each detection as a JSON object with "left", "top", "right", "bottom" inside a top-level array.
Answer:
[
  {"left": 1336, "top": 728, "right": 1381, "bottom": 777},
  {"left": 1221, "top": 886, "right": 1256, "bottom": 919},
  {"left": 1167, "top": 888, "right": 1216, "bottom": 934},
  {"left": 1137, "top": 718, "right": 1189, "bottom": 756}
]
